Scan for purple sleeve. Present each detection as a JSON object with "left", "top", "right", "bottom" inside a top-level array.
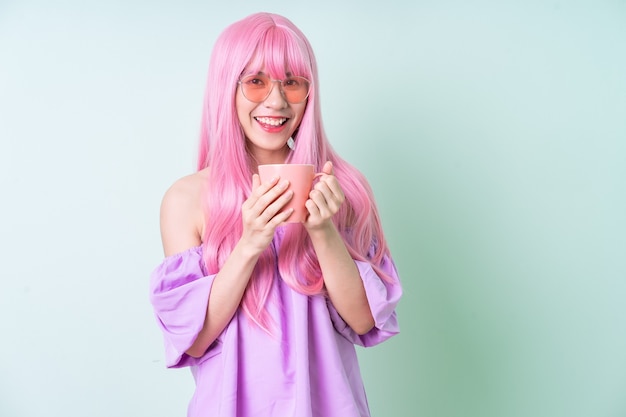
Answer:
[
  {"left": 148, "top": 246, "right": 220, "bottom": 368},
  {"left": 328, "top": 254, "right": 402, "bottom": 347}
]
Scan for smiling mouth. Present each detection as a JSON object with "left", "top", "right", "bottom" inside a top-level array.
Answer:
[{"left": 255, "top": 117, "right": 288, "bottom": 127}]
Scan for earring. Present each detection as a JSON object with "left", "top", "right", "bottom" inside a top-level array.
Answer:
[{"left": 287, "top": 137, "right": 295, "bottom": 150}]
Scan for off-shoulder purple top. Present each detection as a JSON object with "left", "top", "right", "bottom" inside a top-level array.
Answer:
[{"left": 149, "top": 227, "right": 402, "bottom": 417}]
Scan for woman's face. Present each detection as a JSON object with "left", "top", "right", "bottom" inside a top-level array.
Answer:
[{"left": 236, "top": 70, "right": 307, "bottom": 164}]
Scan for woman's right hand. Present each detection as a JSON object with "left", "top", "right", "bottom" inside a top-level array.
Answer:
[
  {"left": 184, "top": 174, "right": 294, "bottom": 357},
  {"left": 240, "top": 174, "right": 294, "bottom": 253}
]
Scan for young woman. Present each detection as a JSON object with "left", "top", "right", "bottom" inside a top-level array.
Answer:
[{"left": 149, "top": 12, "right": 402, "bottom": 417}]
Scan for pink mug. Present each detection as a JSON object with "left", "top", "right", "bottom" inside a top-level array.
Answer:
[{"left": 257, "top": 164, "right": 323, "bottom": 223}]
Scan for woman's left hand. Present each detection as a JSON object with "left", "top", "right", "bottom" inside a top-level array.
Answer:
[{"left": 304, "top": 161, "right": 345, "bottom": 230}]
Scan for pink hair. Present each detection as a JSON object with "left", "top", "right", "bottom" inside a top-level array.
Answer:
[{"left": 197, "top": 12, "right": 395, "bottom": 332}]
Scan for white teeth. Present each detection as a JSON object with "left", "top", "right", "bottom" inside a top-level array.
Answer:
[{"left": 255, "top": 117, "right": 287, "bottom": 126}]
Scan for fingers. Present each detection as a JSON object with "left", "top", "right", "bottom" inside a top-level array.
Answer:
[
  {"left": 312, "top": 174, "right": 344, "bottom": 207},
  {"left": 257, "top": 180, "right": 290, "bottom": 215},
  {"left": 239, "top": 174, "right": 296, "bottom": 253},
  {"left": 305, "top": 166, "right": 345, "bottom": 226},
  {"left": 252, "top": 173, "right": 261, "bottom": 189},
  {"left": 252, "top": 174, "right": 279, "bottom": 199},
  {"left": 309, "top": 184, "right": 342, "bottom": 216},
  {"left": 244, "top": 175, "right": 279, "bottom": 209},
  {"left": 322, "top": 160, "right": 333, "bottom": 175},
  {"left": 243, "top": 175, "right": 293, "bottom": 225},
  {"left": 317, "top": 161, "right": 342, "bottom": 199},
  {"left": 259, "top": 187, "right": 294, "bottom": 224}
]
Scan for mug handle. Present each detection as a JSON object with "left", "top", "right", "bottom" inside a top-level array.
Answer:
[{"left": 312, "top": 172, "right": 324, "bottom": 184}]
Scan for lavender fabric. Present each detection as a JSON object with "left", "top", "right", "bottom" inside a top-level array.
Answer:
[{"left": 149, "top": 228, "right": 402, "bottom": 417}]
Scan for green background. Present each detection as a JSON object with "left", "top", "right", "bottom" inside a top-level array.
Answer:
[
  {"left": 1, "top": 1, "right": 624, "bottom": 416},
  {"left": 346, "top": 2, "right": 626, "bottom": 417}
]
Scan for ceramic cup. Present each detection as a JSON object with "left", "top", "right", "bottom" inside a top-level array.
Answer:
[{"left": 257, "top": 163, "right": 323, "bottom": 223}]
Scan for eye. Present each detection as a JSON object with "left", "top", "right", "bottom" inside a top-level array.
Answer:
[
  {"left": 283, "top": 77, "right": 305, "bottom": 89},
  {"left": 243, "top": 75, "right": 267, "bottom": 89}
]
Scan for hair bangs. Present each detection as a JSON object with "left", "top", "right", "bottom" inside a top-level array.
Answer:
[{"left": 244, "top": 24, "right": 312, "bottom": 80}]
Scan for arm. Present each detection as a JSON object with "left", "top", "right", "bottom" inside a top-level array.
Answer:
[
  {"left": 308, "top": 224, "right": 375, "bottom": 334},
  {"left": 159, "top": 171, "right": 294, "bottom": 357},
  {"left": 304, "top": 161, "right": 375, "bottom": 335}
]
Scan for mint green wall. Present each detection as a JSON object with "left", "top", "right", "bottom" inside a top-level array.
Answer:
[
  {"left": 349, "top": 3, "right": 626, "bottom": 417},
  {"left": 0, "top": 1, "right": 624, "bottom": 416}
]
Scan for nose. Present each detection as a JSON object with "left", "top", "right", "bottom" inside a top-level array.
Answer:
[{"left": 263, "top": 80, "right": 288, "bottom": 109}]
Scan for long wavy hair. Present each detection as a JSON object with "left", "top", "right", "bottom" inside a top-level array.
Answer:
[{"left": 197, "top": 12, "right": 394, "bottom": 332}]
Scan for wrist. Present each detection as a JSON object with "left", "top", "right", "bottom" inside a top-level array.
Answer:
[
  {"left": 306, "top": 221, "right": 339, "bottom": 242},
  {"left": 233, "top": 238, "right": 265, "bottom": 262}
]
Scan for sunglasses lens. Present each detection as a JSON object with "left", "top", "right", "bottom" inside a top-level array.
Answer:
[
  {"left": 240, "top": 75, "right": 270, "bottom": 102},
  {"left": 240, "top": 75, "right": 310, "bottom": 104},
  {"left": 282, "top": 76, "right": 310, "bottom": 103}
]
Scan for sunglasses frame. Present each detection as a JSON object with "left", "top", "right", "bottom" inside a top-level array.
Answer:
[{"left": 238, "top": 73, "right": 311, "bottom": 104}]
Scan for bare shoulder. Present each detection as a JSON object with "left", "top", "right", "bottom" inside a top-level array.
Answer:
[
  {"left": 161, "top": 169, "right": 208, "bottom": 208},
  {"left": 159, "top": 168, "right": 209, "bottom": 256}
]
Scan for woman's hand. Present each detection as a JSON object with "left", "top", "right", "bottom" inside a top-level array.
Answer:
[
  {"left": 304, "top": 161, "right": 345, "bottom": 230},
  {"left": 240, "top": 174, "right": 294, "bottom": 253},
  {"left": 303, "top": 161, "right": 375, "bottom": 334}
]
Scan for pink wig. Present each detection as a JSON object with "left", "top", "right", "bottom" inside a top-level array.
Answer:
[{"left": 197, "top": 12, "right": 395, "bottom": 332}]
